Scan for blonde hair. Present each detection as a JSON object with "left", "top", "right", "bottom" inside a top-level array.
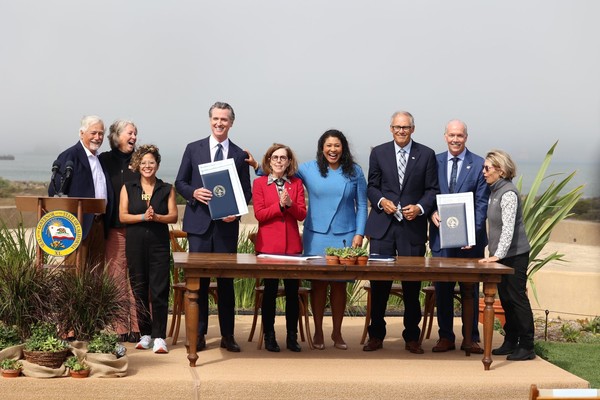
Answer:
[{"left": 485, "top": 149, "right": 517, "bottom": 180}]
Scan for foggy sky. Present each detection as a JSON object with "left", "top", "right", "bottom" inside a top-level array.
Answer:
[{"left": 1, "top": 0, "right": 599, "bottom": 171}]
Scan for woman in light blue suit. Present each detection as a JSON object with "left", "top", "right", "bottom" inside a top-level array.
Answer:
[
  {"left": 250, "top": 129, "right": 367, "bottom": 349},
  {"left": 298, "top": 130, "right": 367, "bottom": 350}
]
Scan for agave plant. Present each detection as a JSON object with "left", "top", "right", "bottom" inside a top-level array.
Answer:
[{"left": 516, "top": 141, "right": 584, "bottom": 303}]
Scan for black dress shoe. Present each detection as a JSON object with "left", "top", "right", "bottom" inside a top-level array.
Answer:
[
  {"left": 286, "top": 332, "right": 301, "bottom": 352},
  {"left": 264, "top": 331, "right": 280, "bottom": 352},
  {"left": 197, "top": 334, "right": 206, "bottom": 351},
  {"left": 128, "top": 332, "right": 141, "bottom": 343},
  {"left": 506, "top": 347, "right": 536, "bottom": 361},
  {"left": 220, "top": 335, "right": 241, "bottom": 352},
  {"left": 362, "top": 337, "right": 383, "bottom": 352},
  {"left": 492, "top": 340, "right": 517, "bottom": 355}
]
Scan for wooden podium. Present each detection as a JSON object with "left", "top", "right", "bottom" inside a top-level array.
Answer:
[{"left": 15, "top": 196, "right": 106, "bottom": 271}]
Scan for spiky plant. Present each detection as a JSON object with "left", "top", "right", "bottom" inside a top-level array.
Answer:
[{"left": 516, "top": 141, "right": 584, "bottom": 302}]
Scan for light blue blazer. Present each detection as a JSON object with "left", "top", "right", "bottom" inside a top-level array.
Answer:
[{"left": 297, "top": 160, "right": 367, "bottom": 236}]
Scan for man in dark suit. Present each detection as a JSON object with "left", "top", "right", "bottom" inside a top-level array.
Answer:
[
  {"left": 175, "top": 102, "right": 252, "bottom": 352},
  {"left": 363, "top": 111, "right": 439, "bottom": 354},
  {"left": 428, "top": 119, "right": 489, "bottom": 354},
  {"left": 48, "top": 115, "right": 112, "bottom": 268}
]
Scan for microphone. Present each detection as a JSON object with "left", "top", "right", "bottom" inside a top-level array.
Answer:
[
  {"left": 50, "top": 160, "right": 61, "bottom": 195},
  {"left": 57, "top": 160, "right": 74, "bottom": 197},
  {"left": 64, "top": 160, "right": 74, "bottom": 182}
]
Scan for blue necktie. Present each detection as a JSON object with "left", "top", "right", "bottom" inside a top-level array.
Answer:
[
  {"left": 449, "top": 157, "right": 458, "bottom": 193},
  {"left": 214, "top": 143, "right": 223, "bottom": 162}
]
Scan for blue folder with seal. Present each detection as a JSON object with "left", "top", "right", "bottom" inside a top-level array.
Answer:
[
  {"left": 439, "top": 202, "right": 469, "bottom": 249},
  {"left": 199, "top": 159, "right": 249, "bottom": 220}
]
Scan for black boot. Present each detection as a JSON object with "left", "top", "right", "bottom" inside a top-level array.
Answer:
[
  {"left": 286, "top": 332, "right": 301, "bottom": 352},
  {"left": 264, "top": 331, "right": 280, "bottom": 352},
  {"left": 492, "top": 340, "right": 517, "bottom": 355}
]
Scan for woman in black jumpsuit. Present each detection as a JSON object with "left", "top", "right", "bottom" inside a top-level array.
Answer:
[{"left": 119, "top": 144, "right": 178, "bottom": 354}]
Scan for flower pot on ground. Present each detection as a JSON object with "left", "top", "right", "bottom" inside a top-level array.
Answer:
[
  {"left": 1, "top": 359, "right": 22, "bottom": 378},
  {"left": 65, "top": 356, "right": 90, "bottom": 378},
  {"left": 23, "top": 321, "right": 70, "bottom": 369}
]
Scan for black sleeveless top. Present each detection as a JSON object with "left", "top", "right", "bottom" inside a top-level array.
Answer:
[{"left": 124, "top": 178, "right": 172, "bottom": 242}]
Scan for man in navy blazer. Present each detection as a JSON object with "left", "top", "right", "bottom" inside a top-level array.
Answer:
[
  {"left": 428, "top": 120, "right": 489, "bottom": 354},
  {"left": 363, "top": 111, "right": 439, "bottom": 354},
  {"left": 175, "top": 102, "right": 252, "bottom": 352},
  {"left": 48, "top": 115, "right": 112, "bottom": 268}
]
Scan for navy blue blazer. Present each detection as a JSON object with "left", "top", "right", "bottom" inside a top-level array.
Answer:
[
  {"left": 428, "top": 149, "right": 489, "bottom": 255},
  {"left": 175, "top": 136, "right": 252, "bottom": 237},
  {"left": 48, "top": 141, "right": 113, "bottom": 240},
  {"left": 365, "top": 140, "right": 439, "bottom": 244}
]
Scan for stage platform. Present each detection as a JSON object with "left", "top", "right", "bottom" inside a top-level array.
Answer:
[{"left": 0, "top": 315, "right": 589, "bottom": 400}]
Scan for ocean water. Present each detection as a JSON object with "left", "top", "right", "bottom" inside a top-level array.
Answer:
[{"left": 1, "top": 153, "right": 598, "bottom": 198}]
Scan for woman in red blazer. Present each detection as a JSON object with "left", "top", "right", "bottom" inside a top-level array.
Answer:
[{"left": 253, "top": 143, "right": 307, "bottom": 352}]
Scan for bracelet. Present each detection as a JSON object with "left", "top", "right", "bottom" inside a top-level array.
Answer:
[{"left": 141, "top": 214, "right": 145, "bottom": 221}]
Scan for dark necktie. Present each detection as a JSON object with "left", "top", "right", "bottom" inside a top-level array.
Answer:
[
  {"left": 449, "top": 157, "right": 458, "bottom": 193},
  {"left": 214, "top": 143, "right": 223, "bottom": 162}
]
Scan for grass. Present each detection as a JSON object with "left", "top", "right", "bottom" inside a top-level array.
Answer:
[{"left": 535, "top": 341, "right": 600, "bottom": 388}]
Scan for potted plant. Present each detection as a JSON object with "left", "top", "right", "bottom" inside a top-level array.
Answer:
[
  {"left": 64, "top": 356, "right": 90, "bottom": 378},
  {"left": 0, "top": 358, "right": 22, "bottom": 378},
  {"left": 337, "top": 247, "right": 357, "bottom": 265},
  {"left": 85, "top": 331, "right": 128, "bottom": 377},
  {"left": 351, "top": 246, "right": 369, "bottom": 265},
  {"left": 324, "top": 247, "right": 340, "bottom": 265},
  {"left": 23, "top": 321, "right": 70, "bottom": 369}
]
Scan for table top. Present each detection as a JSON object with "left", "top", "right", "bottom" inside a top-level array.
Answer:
[{"left": 173, "top": 252, "right": 513, "bottom": 283}]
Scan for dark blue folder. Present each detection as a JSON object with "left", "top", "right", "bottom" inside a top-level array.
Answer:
[
  {"left": 201, "top": 170, "right": 239, "bottom": 220},
  {"left": 439, "top": 202, "right": 468, "bottom": 249}
]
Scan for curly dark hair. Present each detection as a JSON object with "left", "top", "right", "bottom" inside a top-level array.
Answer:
[
  {"left": 316, "top": 129, "right": 356, "bottom": 178},
  {"left": 129, "top": 144, "right": 161, "bottom": 172}
]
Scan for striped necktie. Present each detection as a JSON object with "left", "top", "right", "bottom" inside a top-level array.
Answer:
[{"left": 398, "top": 149, "right": 407, "bottom": 190}]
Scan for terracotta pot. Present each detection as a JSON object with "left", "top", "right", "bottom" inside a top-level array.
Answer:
[
  {"left": 338, "top": 256, "right": 357, "bottom": 265},
  {"left": 478, "top": 298, "right": 506, "bottom": 326},
  {"left": 325, "top": 255, "right": 339, "bottom": 265},
  {"left": 356, "top": 256, "right": 369, "bottom": 266},
  {"left": 1, "top": 369, "right": 21, "bottom": 378},
  {"left": 70, "top": 369, "right": 90, "bottom": 378}
]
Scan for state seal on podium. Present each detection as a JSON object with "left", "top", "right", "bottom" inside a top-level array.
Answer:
[{"left": 35, "top": 210, "right": 83, "bottom": 256}]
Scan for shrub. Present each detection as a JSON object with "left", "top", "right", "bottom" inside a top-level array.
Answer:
[
  {"left": 23, "top": 322, "right": 69, "bottom": 352},
  {"left": 0, "top": 323, "right": 21, "bottom": 350},
  {"left": 87, "top": 332, "right": 120, "bottom": 354}
]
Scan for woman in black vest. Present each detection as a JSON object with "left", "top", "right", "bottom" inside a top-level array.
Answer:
[{"left": 479, "top": 150, "right": 535, "bottom": 361}]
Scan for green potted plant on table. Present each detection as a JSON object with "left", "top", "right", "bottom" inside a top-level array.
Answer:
[
  {"left": 351, "top": 246, "right": 369, "bottom": 265},
  {"left": 0, "top": 358, "right": 22, "bottom": 378},
  {"left": 64, "top": 356, "right": 90, "bottom": 378},
  {"left": 337, "top": 247, "right": 357, "bottom": 265},
  {"left": 23, "top": 322, "right": 70, "bottom": 369},
  {"left": 324, "top": 247, "right": 340, "bottom": 265}
]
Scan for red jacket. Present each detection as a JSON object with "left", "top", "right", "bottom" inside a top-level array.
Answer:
[{"left": 253, "top": 175, "right": 306, "bottom": 254}]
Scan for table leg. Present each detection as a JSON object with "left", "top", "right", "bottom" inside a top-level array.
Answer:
[
  {"left": 185, "top": 278, "right": 200, "bottom": 367},
  {"left": 461, "top": 282, "right": 475, "bottom": 357},
  {"left": 482, "top": 282, "right": 498, "bottom": 370}
]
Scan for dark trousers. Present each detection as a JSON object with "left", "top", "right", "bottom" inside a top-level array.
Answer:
[
  {"left": 188, "top": 229, "right": 237, "bottom": 337},
  {"left": 432, "top": 246, "right": 482, "bottom": 342},
  {"left": 262, "top": 279, "right": 299, "bottom": 334},
  {"left": 498, "top": 252, "right": 535, "bottom": 350},
  {"left": 368, "top": 221, "right": 425, "bottom": 342},
  {"left": 127, "top": 229, "right": 170, "bottom": 339}
]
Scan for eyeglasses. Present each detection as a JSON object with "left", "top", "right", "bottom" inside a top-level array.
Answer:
[
  {"left": 270, "top": 155, "right": 289, "bottom": 162},
  {"left": 391, "top": 125, "right": 413, "bottom": 132},
  {"left": 483, "top": 165, "right": 495, "bottom": 172}
]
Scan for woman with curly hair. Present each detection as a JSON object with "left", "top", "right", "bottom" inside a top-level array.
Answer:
[{"left": 119, "top": 144, "right": 178, "bottom": 354}]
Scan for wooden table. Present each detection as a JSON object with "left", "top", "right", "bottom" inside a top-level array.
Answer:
[{"left": 173, "top": 253, "right": 513, "bottom": 370}]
